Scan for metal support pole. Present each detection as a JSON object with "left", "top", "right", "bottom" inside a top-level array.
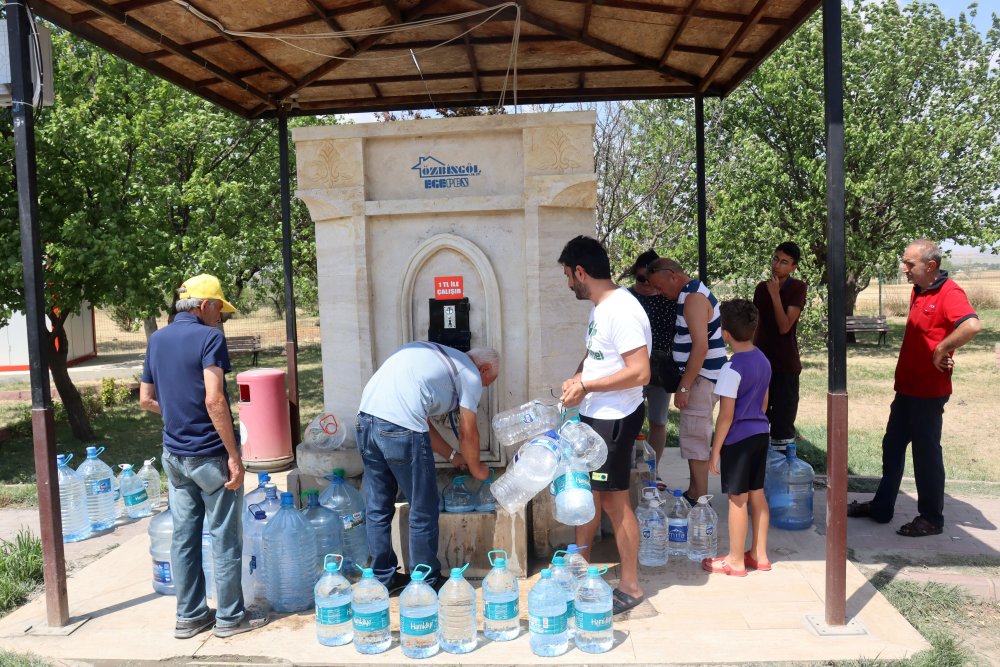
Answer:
[
  {"left": 823, "top": 0, "right": 848, "bottom": 627},
  {"left": 6, "top": 2, "right": 69, "bottom": 627},
  {"left": 695, "top": 95, "right": 708, "bottom": 285},
  {"left": 278, "top": 110, "right": 301, "bottom": 451}
]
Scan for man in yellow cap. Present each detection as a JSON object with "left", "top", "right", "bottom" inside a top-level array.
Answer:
[{"left": 140, "top": 274, "right": 267, "bottom": 638}]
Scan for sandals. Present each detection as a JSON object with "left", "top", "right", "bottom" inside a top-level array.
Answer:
[
  {"left": 701, "top": 557, "right": 747, "bottom": 577},
  {"left": 612, "top": 588, "right": 644, "bottom": 615},
  {"left": 847, "top": 500, "right": 873, "bottom": 518},
  {"left": 896, "top": 516, "right": 943, "bottom": 538},
  {"left": 743, "top": 551, "right": 772, "bottom": 572}
]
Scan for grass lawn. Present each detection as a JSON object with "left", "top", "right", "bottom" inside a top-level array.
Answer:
[{"left": 0, "top": 530, "right": 43, "bottom": 617}]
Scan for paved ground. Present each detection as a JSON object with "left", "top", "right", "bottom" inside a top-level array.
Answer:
[{"left": 0, "top": 353, "right": 145, "bottom": 391}]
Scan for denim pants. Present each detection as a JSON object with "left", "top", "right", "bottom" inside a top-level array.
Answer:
[
  {"left": 871, "top": 393, "right": 949, "bottom": 528},
  {"left": 162, "top": 449, "right": 244, "bottom": 627},
  {"left": 356, "top": 412, "right": 441, "bottom": 586}
]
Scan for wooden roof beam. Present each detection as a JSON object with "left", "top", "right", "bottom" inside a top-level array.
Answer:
[
  {"left": 306, "top": 63, "right": 640, "bottom": 87},
  {"left": 70, "top": 0, "right": 174, "bottom": 24},
  {"left": 300, "top": 0, "right": 383, "bottom": 101},
  {"left": 561, "top": 0, "right": 785, "bottom": 26},
  {"left": 582, "top": 0, "right": 594, "bottom": 38},
  {"left": 697, "top": 0, "right": 769, "bottom": 93},
  {"left": 659, "top": 0, "right": 699, "bottom": 68},
  {"left": 463, "top": 32, "right": 483, "bottom": 93}
]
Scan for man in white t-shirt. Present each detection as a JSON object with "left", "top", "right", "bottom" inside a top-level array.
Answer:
[{"left": 558, "top": 235, "right": 652, "bottom": 616}]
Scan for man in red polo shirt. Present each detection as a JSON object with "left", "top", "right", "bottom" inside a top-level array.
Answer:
[{"left": 848, "top": 240, "right": 981, "bottom": 537}]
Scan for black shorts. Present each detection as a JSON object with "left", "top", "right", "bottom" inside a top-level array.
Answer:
[
  {"left": 720, "top": 433, "right": 769, "bottom": 495},
  {"left": 581, "top": 403, "right": 646, "bottom": 492}
]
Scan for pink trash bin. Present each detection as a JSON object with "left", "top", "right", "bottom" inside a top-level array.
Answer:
[{"left": 236, "top": 368, "right": 294, "bottom": 472}]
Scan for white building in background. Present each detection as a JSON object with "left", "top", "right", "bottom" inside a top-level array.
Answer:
[{"left": 0, "top": 304, "right": 96, "bottom": 371}]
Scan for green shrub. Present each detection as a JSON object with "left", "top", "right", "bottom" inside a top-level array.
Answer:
[
  {"left": 0, "top": 530, "right": 43, "bottom": 616},
  {"left": 99, "top": 378, "right": 133, "bottom": 408}
]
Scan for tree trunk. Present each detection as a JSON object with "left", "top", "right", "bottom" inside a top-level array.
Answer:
[
  {"left": 143, "top": 315, "right": 158, "bottom": 342},
  {"left": 47, "top": 321, "right": 95, "bottom": 441},
  {"left": 271, "top": 296, "right": 284, "bottom": 319}
]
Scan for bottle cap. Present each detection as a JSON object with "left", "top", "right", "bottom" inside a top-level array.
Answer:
[
  {"left": 488, "top": 549, "right": 508, "bottom": 568},
  {"left": 636, "top": 434, "right": 646, "bottom": 441},
  {"left": 411, "top": 563, "right": 432, "bottom": 582},
  {"left": 332, "top": 468, "right": 346, "bottom": 479},
  {"left": 264, "top": 483, "right": 278, "bottom": 498},
  {"left": 450, "top": 563, "right": 469, "bottom": 578},
  {"left": 552, "top": 556, "right": 566, "bottom": 566},
  {"left": 673, "top": 489, "right": 683, "bottom": 497},
  {"left": 587, "top": 565, "right": 608, "bottom": 576},
  {"left": 280, "top": 491, "right": 294, "bottom": 507},
  {"left": 324, "top": 554, "right": 343, "bottom": 572},
  {"left": 545, "top": 430, "right": 559, "bottom": 439},
  {"left": 257, "top": 472, "right": 271, "bottom": 483},
  {"left": 360, "top": 567, "right": 374, "bottom": 579},
  {"left": 56, "top": 454, "right": 68, "bottom": 465},
  {"left": 86, "top": 445, "right": 104, "bottom": 457},
  {"left": 248, "top": 503, "right": 266, "bottom": 520},
  {"left": 540, "top": 568, "right": 552, "bottom": 579}
]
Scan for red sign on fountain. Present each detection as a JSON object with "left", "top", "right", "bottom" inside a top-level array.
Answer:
[{"left": 434, "top": 276, "right": 464, "bottom": 300}]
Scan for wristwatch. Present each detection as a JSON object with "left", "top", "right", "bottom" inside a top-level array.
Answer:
[
  {"left": 448, "top": 450, "right": 457, "bottom": 463},
  {"left": 679, "top": 386, "right": 690, "bottom": 394}
]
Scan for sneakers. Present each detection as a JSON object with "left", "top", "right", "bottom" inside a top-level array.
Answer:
[
  {"left": 388, "top": 571, "right": 412, "bottom": 596},
  {"left": 175, "top": 609, "right": 216, "bottom": 639},
  {"left": 213, "top": 610, "right": 270, "bottom": 638}
]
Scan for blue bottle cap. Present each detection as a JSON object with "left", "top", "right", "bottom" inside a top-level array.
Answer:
[
  {"left": 540, "top": 568, "right": 552, "bottom": 579},
  {"left": 673, "top": 489, "right": 683, "bottom": 497},
  {"left": 280, "top": 492, "right": 294, "bottom": 507},
  {"left": 257, "top": 472, "right": 270, "bottom": 482},
  {"left": 552, "top": 556, "right": 566, "bottom": 566},
  {"left": 545, "top": 430, "right": 559, "bottom": 439},
  {"left": 450, "top": 563, "right": 470, "bottom": 579},
  {"left": 644, "top": 481, "right": 658, "bottom": 488},
  {"left": 56, "top": 454, "right": 67, "bottom": 465},
  {"left": 411, "top": 564, "right": 432, "bottom": 581},
  {"left": 248, "top": 503, "right": 266, "bottom": 520},
  {"left": 85, "top": 445, "right": 104, "bottom": 457},
  {"left": 360, "top": 567, "right": 374, "bottom": 579}
]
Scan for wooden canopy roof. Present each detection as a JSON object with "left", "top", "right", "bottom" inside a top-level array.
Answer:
[{"left": 28, "top": 0, "right": 821, "bottom": 118}]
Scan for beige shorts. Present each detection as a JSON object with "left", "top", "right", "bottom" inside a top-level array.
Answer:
[{"left": 679, "top": 375, "right": 718, "bottom": 461}]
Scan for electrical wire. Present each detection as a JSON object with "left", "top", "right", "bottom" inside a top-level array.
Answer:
[{"left": 3, "top": 1, "right": 44, "bottom": 109}]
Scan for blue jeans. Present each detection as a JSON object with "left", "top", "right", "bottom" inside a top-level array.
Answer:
[
  {"left": 356, "top": 413, "right": 441, "bottom": 586},
  {"left": 162, "top": 449, "right": 244, "bottom": 627}
]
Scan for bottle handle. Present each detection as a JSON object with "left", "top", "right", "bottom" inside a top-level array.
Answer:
[
  {"left": 324, "top": 554, "right": 344, "bottom": 572},
  {"left": 412, "top": 563, "right": 432, "bottom": 581},
  {"left": 62, "top": 453, "right": 73, "bottom": 465},
  {"left": 552, "top": 549, "right": 568, "bottom": 561},
  {"left": 488, "top": 549, "right": 507, "bottom": 566},
  {"left": 93, "top": 446, "right": 105, "bottom": 457}
]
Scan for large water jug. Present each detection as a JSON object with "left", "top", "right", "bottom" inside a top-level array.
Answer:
[
  {"left": 438, "top": 564, "right": 477, "bottom": 654},
  {"left": 556, "top": 420, "right": 608, "bottom": 471},
  {"left": 491, "top": 432, "right": 562, "bottom": 514},
  {"left": 262, "top": 492, "right": 318, "bottom": 612},
  {"left": 574, "top": 565, "right": 613, "bottom": 653},
  {"left": 687, "top": 494, "right": 719, "bottom": 561},
  {"left": 148, "top": 504, "right": 174, "bottom": 594},
  {"left": 258, "top": 483, "right": 281, "bottom": 524},
  {"left": 551, "top": 459, "right": 595, "bottom": 526},
  {"left": 319, "top": 471, "right": 368, "bottom": 568},
  {"left": 137, "top": 458, "right": 162, "bottom": 509},
  {"left": 301, "top": 490, "right": 344, "bottom": 576},
  {"left": 667, "top": 489, "right": 689, "bottom": 558},
  {"left": 443, "top": 475, "right": 476, "bottom": 513},
  {"left": 764, "top": 441, "right": 791, "bottom": 487},
  {"left": 304, "top": 413, "right": 348, "bottom": 450},
  {"left": 482, "top": 549, "right": 520, "bottom": 641},
  {"left": 244, "top": 504, "right": 268, "bottom": 606},
  {"left": 57, "top": 454, "right": 92, "bottom": 543},
  {"left": 400, "top": 563, "right": 439, "bottom": 659},
  {"left": 492, "top": 400, "right": 562, "bottom": 451},
  {"left": 549, "top": 555, "right": 576, "bottom": 638},
  {"left": 528, "top": 568, "right": 568, "bottom": 657},
  {"left": 769, "top": 444, "right": 815, "bottom": 530},
  {"left": 475, "top": 470, "right": 496, "bottom": 512},
  {"left": 119, "top": 464, "right": 152, "bottom": 519},
  {"left": 636, "top": 483, "right": 668, "bottom": 567},
  {"left": 76, "top": 445, "right": 115, "bottom": 531},
  {"left": 315, "top": 554, "right": 353, "bottom": 647},
  {"left": 565, "top": 543, "right": 590, "bottom": 584},
  {"left": 244, "top": 472, "right": 271, "bottom": 516},
  {"left": 352, "top": 567, "right": 391, "bottom": 654}
]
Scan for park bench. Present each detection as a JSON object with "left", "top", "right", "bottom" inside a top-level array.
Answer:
[
  {"left": 227, "top": 334, "right": 262, "bottom": 366},
  {"left": 845, "top": 315, "right": 888, "bottom": 346}
]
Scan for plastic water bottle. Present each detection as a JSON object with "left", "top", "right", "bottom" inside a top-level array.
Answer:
[
  {"left": 304, "top": 413, "right": 348, "bottom": 449},
  {"left": 769, "top": 444, "right": 815, "bottom": 530},
  {"left": 244, "top": 504, "right": 268, "bottom": 605},
  {"left": 528, "top": 568, "right": 568, "bottom": 657},
  {"left": 549, "top": 555, "right": 576, "bottom": 638},
  {"left": 492, "top": 400, "right": 562, "bottom": 451},
  {"left": 551, "top": 459, "right": 595, "bottom": 526},
  {"left": 438, "top": 564, "right": 477, "bottom": 653},
  {"left": 574, "top": 565, "right": 613, "bottom": 653},
  {"left": 119, "top": 464, "right": 151, "bottom": 519},
  {"left": 112, "top": 465, "right": 126, "bottom": 519},
  {"left": 633, "top": 433, "right": 647, "bottom": 468},
  {"left": 315, "top": 554, "right": 353, "bottom": 646},
  {"left": 57, "top": 454, "right": 92, "bottom": 543},
  {"left": 262, "top": 492, "right": 318, "bottom": 613},
  {"left": 491, "top": 432, "right": 562, "bottom": 514},
  {"left": 475, "top": 471, "right": 496, "bottom": 512},
  {"left": 482, "top": 549, "right": 520, "bottom": 641},
  {"left": 443, "top": 475, "right": 476, "bottom": 513},
  {"left": 76, "top": 446, "right": 115, "bottom": 531},
  {"left": 565, "top": 543, "right": 590, "bottom": 584},
  {"left": 137, "top": 458, "right": 162, "bottom": 509},
  {"left": 687, "top": 495, "right": 719, "bottom": 561},
  {"left": 301, "top": 490, "right": 344, "bottom": 576},
  {"left": 636, "top": 483, "right": 668, "bottom": 567},
  {"left": 244, "top": 472, "right": 271, "bottom": 516},
  {"left": 352, "top": 566, "right": 391, "bottom": 654},
  {"left": 258, "top": 483, "right": 281, "bottom": 524},
  {"left": 765, "top": 439, "right": 792, "bottom": 487},
  {"left": 148, "top": 504, "right": 174, "bottom": 594},
  {"left": 556, "top": 420, "right": 608, "bottom": 471},
  {"left": 667, "top": 490, "right": 689, "bottom": 558},
  {"left": 399, "top": 563, "right": 439, "bottom": 658},
  {"left": 320, "top": 471, "right": 368, "bottom": 568},
  {"left": 640, "top": 437, "right": 657, "bottom": 477}
]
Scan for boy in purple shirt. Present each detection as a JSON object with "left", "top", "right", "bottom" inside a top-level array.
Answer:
[{"left": 704, "top": 299, "right": 773, "bottom": 577}]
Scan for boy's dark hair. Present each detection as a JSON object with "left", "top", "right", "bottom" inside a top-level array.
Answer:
[
  {"left": 775, "top": 241, "right": 801, "bottom": 265},
  {"left": 719, "top": 299, "right": 759, "bottom": 342},
  {"left": 558, "top": 235, "right": 611, "bottom": 280}
]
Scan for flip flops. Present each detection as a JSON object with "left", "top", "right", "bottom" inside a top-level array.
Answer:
[
  {"left": 612, "top": 588, "right": 644, "bottom": 615},
  {"left": 701, "top": 557, "right": 747, "bottom": 577},
  {"left": 743, "top": 551, "right": 772, "bottom": 572},
  {"left": 896, "top": 516, "right": 943, "bottom": 538}
]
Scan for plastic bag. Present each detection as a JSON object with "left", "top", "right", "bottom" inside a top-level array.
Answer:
[{"left": 303, "top": 413, "right": 347, "bottom": 450}]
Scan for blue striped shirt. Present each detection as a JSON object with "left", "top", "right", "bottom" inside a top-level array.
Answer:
[{"left": 673, "top": 280, "right": 728, "bottom": 381}]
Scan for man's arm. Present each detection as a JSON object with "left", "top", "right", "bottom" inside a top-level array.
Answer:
[
  {"left": 932, "top": 317, "right": 982, "bottom": 371},
  {"left": 139, "top": 382, "right": 160, "bottom": 415},
  {"left": 676, "top": 292, "right": 710, "bottom": 408},
  {"left": 456, "top": 408, "right": 488, "bottom": 480},
  {"left": 427, "top": 419, "right": 470, "bottom": 471},
  {"left": 204, "top": 366, "right": 244, "bottom": 491},
  {"left": 560, "top": 346, "right": 650, "bottom": 407}
]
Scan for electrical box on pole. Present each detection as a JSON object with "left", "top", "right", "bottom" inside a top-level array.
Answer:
[{"left": 1, "top": 20, "right": 54, "bottom": 107}]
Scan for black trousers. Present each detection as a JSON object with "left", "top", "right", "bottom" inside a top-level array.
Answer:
[
  {"left": 871, "top": 393, "right": 949, "bottom": 528},
  {"left": 766, "top": 372, "right": 800, "bottom": 442}
]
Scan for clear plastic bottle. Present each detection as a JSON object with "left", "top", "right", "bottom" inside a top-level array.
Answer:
[
  {"left": 633, "top": 433, "right": 647, "bottom": 469},
  {"left": 119, "top": 464, "right": 152, "bottom": 519},
  {"left": 315, "top": 554, "right": 353, "bottom": 647},
  {"left": 112, "top": 465, "right": 126, "bottom": 519},
  {"left": 304, "top": 413, "right": 347, "bottom": 450},
  {"left": 400, "top": 563, "right": 440, "bottom": 659},
  {"left": 667, "top": 489, "right": 689, "bottom": 558},
  {"left": 687, "top": 494, "right": 719, "bottom": 561},
  {"left": 148, "top": 503, "right": 174, "bottom": 595},
  {"left": 528, "top": 568, "right": 568, "bottom": 657},
  {"left": 437, "top": 564, "right": 477, "bottom": 654},
  {"left": 636, "top": 483, "right": 668, "bottom": 567},
  {"left": 764, "top": 438, "right": 793, "bottom": 488},
  {"left": 244, "top": 504, "right": 268, "bottom": 606},
  {"left": 443, "top": 475, "right": 476, "bottom": 513},
  {"left": 491, "top": 400, "right": 562, "bottom": 451},
  {"left": 475, "top": 471, "right": 496, "bottom": 512},
  {"left": 320, "top": 471, "right": 368, "bottom": 569},
  {"left": 565, "top": 543, "right": 590, "bottom": 584},
  {"left": 482, "top": 549, "right": 520, "bottom": 641},
  {"left": 549, "top": 555, "right": 576, "bottom": 638},
  {"left": 262, "top": 492, "right": 318, "bottom": 613},
  {"left": 640, "top": 437, "right": 657, "bottom": 478},
  {"left": 258, "top": 483, "right": 281, "bottom": 524},
  {"left": 574, "top": 565, "right": 614, "bottom": 653},
  {"left": 768, "top": 443, "right": 815, "bottom": 530},
  {"left": 76, "top": 445, "right": 116, "bottom": 531},
  {"left": 491, "top": 432, "right": 562, "bottom": 514},
  {"left": 551, "top": 458, "right": 595, "bottom": 526},
  {"left": 351, "top": 567, "right": 391, "bottom": 654},
  {"left": 57, "top": 454, "right": 92, "bottom": 543},
  {"left": 137, "top": 457, "right": 162, "bottom": 509},
  {"left": 301, "top": 490, "right": 344, "bottom": 576},
  {"left": 556, "top": 420, "right": 608, "bottom": 471}
]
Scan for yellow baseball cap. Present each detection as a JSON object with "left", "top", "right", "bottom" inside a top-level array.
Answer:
[{"left": 178, "top": 274, "right": 237, "bottom": 313}]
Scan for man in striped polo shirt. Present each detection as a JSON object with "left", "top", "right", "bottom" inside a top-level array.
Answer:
[{"left": 647, "top": 258, "right": 728, "bottom": 505}]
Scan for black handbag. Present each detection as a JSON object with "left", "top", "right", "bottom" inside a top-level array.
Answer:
[{"left": 648, "top": 349, "right": 681, "bottom": 393}]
